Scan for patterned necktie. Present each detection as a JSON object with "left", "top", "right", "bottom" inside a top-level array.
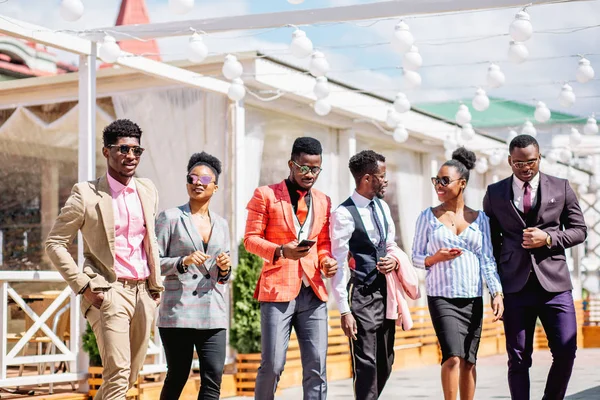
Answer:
[
  {"left": 369, "top": 201, "right": 385, "bottom": 248},
  {"left": 523, "top": 181, "right": 532, "bottom": 214},
  {"left": 296, "top": 190, "right": 308, "bottom": 225}
]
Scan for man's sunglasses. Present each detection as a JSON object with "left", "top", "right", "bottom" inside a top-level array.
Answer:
[
  {"left": 511, "top": 159, "right": 539, "bottom": 170},
  {"left": 431, "top": 176, "right": 462, "bottom": 187},
  {"left": 107, "top": 144, "right": 145, "bottom": 157},
  {"left": 292, "top": 160, "right": 322, "bottom": 175},
  {"left": 187, "top": 174, "right": 214, "bottom": 185}
]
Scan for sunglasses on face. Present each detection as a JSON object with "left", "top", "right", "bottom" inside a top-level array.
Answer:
[
  {"left": 187, "top": 174, "right": 214, "bottom": 185},
  {"left": 107, "top": 144, "right": 145, "bottom": 157},
  {"left": 511, "top": 159, "right": 539, "bottom": 170},
  {"left": 292, "top": 160, "right": 322, "bottom": 176},
  {"left": 431, "top": 176, "right": 462, "bottom": 187}
]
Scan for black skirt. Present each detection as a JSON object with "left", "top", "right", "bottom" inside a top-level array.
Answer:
[{"left": 428, "top": 296, "right": 484, "bottom": 365}]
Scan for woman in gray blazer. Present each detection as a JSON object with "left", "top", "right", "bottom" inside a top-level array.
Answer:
[{"left": 155, "top": 152, "right": 232, "bottom": 400}]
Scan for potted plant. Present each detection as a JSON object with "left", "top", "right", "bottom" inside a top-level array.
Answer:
[{"left": 230, "top": 241, "right": 262, "bottom": 396}]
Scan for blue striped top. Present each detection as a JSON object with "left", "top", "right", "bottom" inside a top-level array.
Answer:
[{"left": 412, "top": 207, "right": 502, "bottom": 298}]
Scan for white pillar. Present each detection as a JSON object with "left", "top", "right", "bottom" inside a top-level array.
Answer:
[
  {"left": 75, "top": 47, "right": 96, "bottom": 391},
  {"left": 231, "top": 100, "right": 246, "bottom": 255},
  {"left": 339, "top": 129, "right": 356, "bottom": 199}
]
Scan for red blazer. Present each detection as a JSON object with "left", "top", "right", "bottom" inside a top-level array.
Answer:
[{"left": 244, "top": 180, "right": 333, "bottom": 302}]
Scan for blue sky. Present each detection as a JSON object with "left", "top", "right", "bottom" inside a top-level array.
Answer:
[{"left": 1, "top": 0, "right": 598, "bottom": 119}]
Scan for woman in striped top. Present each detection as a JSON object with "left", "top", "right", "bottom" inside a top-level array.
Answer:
[{"left": 412, "top": 147, "right": 504, "bottom": 400}]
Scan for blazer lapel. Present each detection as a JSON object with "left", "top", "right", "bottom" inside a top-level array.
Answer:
[
  {"left": 96, "top": 176, "right": 116, "bottom": 259},
  {"left": 276, "top": 181, "right": 297, "bottom": 234},
  {"left": 135, "top": 179, "right": 156, "bottom": 233},
  {"left": 536, "top": 173, "right": 550, "bottom": 224},
  {"left": 180, "top": 203, "right": 202, "bottom": 252},
  {"left": 506, "top": 176, "right": 526, "bottom": 228},
  {"left": 309, "top": 191, "right": 324, "bottom": 238}
]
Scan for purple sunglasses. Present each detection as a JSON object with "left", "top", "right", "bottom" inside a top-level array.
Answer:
[{"left": 187, "top": 174, "right": 214, "bottom": 185}]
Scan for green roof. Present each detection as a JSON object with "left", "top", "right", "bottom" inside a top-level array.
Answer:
[{"left": 414, "top": 98, "right": 586, "bottom": 128}]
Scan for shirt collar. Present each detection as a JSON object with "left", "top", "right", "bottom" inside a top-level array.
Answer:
[
  {"left": 106, "top": 173, "right": 136, "bottom": 195},
  {"left": 285, "top": 178, "right": 310, "bottom": 195},
  {"left": 351, "top": 190, "right": 375, "bottom": 208},
  {"left": 513, "top": 172, "right": 540, "bottom": 190}
]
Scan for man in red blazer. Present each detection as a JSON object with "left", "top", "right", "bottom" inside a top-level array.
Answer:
[{"left": 244, "top": 137, "right": 338, "bottom": 400}]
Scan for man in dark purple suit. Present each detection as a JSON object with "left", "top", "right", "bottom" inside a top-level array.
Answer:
[{"left": 483, "top": 135, "right": 587, "bottom": 400}]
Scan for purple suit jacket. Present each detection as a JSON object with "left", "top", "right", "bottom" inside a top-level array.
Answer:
[{"left": 483, "top": 173, "right": 587, "bottom": 294}]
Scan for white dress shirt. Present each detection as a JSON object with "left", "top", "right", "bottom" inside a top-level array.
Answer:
[
  {"left": 512, "top": 173, "right": 540, "bottom": 213},
  {"left": 330, "top": 191, "right": 398, "bottom": 315},
  {"left": 292, "top": 197, "right": 314, "bottom": 287}
]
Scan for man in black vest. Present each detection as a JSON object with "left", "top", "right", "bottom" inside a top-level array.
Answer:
[
  {"left": 331, "top": 150, "right": 401, "bottom": 399},
  {"left": 483, "top": 135, "right": 587, "bottom": 400}
]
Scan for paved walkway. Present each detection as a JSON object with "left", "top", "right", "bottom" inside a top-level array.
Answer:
[{"left": 262, "top": 348, "right": 600, "bottom": 399}]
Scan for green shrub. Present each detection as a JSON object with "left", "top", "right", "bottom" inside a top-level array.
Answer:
[
  {"left": 82, "top": 322, "right": 102, "bottom": 367},
  {"left": 230, "top": 241, "right": 262, "bottom": 354}
]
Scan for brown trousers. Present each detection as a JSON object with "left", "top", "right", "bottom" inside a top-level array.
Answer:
[{"left": 87, "top": 280, "right": 156, "bottom": 400}]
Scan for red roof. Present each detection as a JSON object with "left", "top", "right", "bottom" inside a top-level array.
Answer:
[{"left": 115, "top": 0, "right": 161, "bottom": 61}]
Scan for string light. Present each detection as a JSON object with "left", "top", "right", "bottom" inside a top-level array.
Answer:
[
  {"left": 98, "top": 35, "right": 121, "bottom": 64},
  {"left": 509, "top": 10, "right": 533, "bottom": 42},
  {"left": 314, "top": 99, "right": 331, "bottom": 116},
  {"left": 290, "top": 29, "right": 314, "bottom": 59},
  {"left": 576, "top": 57, "right": 595, "bottom": 83},
  {"left": 534, "top": 101, "right": 551, "bottom": 123},
  {"left": 169, "top": 0, "right": 194, "bottom": 15},
  {"left": 508, "top": 41, "right": 529, "bottom": 64},
  {"left": 559, "top": 148, "right": 573, "bottom": 163},
  {"left": 386, "top": 108, "right": 402, "bottom": 128},
  {"left": 546, "top": 149, "right": 559, "bottom": 164},
  {"left": 487, "top": 63, "right": 505, "bottom": 88},
  {"left": 559, "top": 83, "right": 576, "bottom": 108},
  {"left": 59, "top": 0, "right": 84, "bottom": 22},
  {"left": 489, "top": 150, "right": 504, "bottom": 166},
  {"left": 506, "top": 129, "right": 518, "bottom": 145},
  {"left": 392, "top": 21, "right": 414, "bottom": 53},
  {"left": 584, "top": 116, "right": 599, "bottom": 135},
  {"left": 313, "top": 76, "right": 330, "bottom": 99},
  {"left": 455, "top": 104, "right": 472, "bottom": 125},
  {"left": 461, "top": 123, "right": 475, "bottom": 141},
  {"left": 187, "top": 33, "right": 208, "bottom": 64},
  {"left": 521, "top": 120, "right": 537, "bottom": 136},
  {"left": 475, "top": 157, "right": 489, "bottom": 174},
  {"left": 570, "top": 127, "right": 583, "bottom": 146},
  {"left": 309, "top": 51, "right": 330, "bottom": 77},
  {"left": 393, "top": 124, "right": 409, "bottom": 143},
  {"left": 227, "top": 78, "right": 246, "bottom": 101},
  {"left": 393, "top": 92, "right": 411, "bottom": 113},
  {"left": 222, "top": 54, "right": 243, "bottom": 80},
  {"left": 402, "top": 46, "right": 422, "bottom": 71},
  {"left": 472, "top": 88, "right": 490, "bottom": 111},
  {"left": 403, "top": 70, "right": 422, "bottom": 89}
]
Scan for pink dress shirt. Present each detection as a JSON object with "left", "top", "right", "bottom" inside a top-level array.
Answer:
[{"left": 106, "top": 173, "right": 150, "bottom": 280}]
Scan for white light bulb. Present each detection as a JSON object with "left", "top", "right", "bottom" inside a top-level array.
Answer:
[
  {"left": 576, "top": 57, "right": 595, "bottom": 84},
  {"left": 403, "top": 70, "right": 422, "bottom": 89},
  {"left": 521, "top": 120, "right": 537, "bottom": 137},
  {"left": 98, "top": 35, "right": 121, "bottom": 64},
  {"left": 314, "top": 99, "right": 331, "bottom": 116},
  {"left": 444, "top": 137, "right": 457, "bottom": 151},
  {"left": 60, "top": 0, "right": 84, "bottom": 21},
  {"left": 455, "top": 104, "right": 472, "bottom": 125},
  {"left": 393, "top": 125, "right": 409, "bottom": 143},
  {"left": 402, "top": 46, "right": 422, "bottom": 71},
  {"left": 559, "top": 148, "right": 572, "bottom": 163},
  {"left": 393, "top": 92, "right": 411, "bottom": 113},
  {"left": 392, "top": 21, "right": 414, "bottom": 54},
  {"left": 309, "top": 51, "right": 330, "bottom": 77},
  {"left": 287, "top": 0, "right": 305, "bottom": 4},
  {"left": 534, "top": 101, "right": 551, "bottom": 123},
  {"left": 227, "top": 78, "right": 246, "bottom": 101},
  {"left": 487, "top": 64, "right": 505, "bottom": 88},
  {"left": 222, "top": 54, "right": 243, "bottom": 80},
  {"left": 584, "top": 116, "right": 599, "bottom": 135},
  {"left": 570, "top": 127, "right": 582, "bottom": 147},
  {"left": 489, "top": 151, "right": 504, "bottom": 166},
  {"left": 475, "top": 157, "right": 489, "bottom": 174},
  {"left": 461, "top": 123, "right": 476, "bottom": 141},
  {"left": 472, "top": 88, "right": 490, "bottom": 112},
  {"left": 386, "top": 109, "right": 402, "bottom": 128},
  {"left": 506, "top": 129, "right": 518, "bottom": 145},
  {"left": 509, "top": 10, "right": 533, "bottom": 42},
  {"left": 290, "top": 29, "right": 313, "bottom": 59},
  {"left": 169, "top": 0, "right": 194, "bottom": 15},
  {"left": 546, "top": 150, "right": 559, "bottom": 164},
  {"left": 313, "top": 76, "right": 330, "bottom": 100},
  {"left": 559, "top": 84, "right": 576, "bottom": 108},
  {"left": 507, "top": 41, "right": 529, "bottom": 64},
  {"left": 187, "top": 33, "right": 208, "bottom": 64}
]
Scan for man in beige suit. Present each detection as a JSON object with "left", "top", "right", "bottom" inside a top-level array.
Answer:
[{"left": 46, "top": 119, "right": 164, "bottom": 399}]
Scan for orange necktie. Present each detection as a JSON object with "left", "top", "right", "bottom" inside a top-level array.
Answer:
[{"left": 297, "top": 190, "right": 308, "bottom": 225}]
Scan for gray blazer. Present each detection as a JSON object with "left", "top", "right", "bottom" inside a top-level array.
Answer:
[
  {"left": 483, "top": 173, "right": 587, "bottom": 294},
  {"left": 155, "top": 203, "right": 231, "bottom": 330}
]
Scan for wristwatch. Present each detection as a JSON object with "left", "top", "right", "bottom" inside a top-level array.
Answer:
[
  {"left": 545, "top": 233, "right": 552, "bottom": 248},
  {"left": 493, "top": 291, "right": 504, "bottom": 299}
]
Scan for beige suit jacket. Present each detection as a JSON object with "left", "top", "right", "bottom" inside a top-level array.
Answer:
[{"left": 45, "top": 175, "right": 164, "bottom": 315}]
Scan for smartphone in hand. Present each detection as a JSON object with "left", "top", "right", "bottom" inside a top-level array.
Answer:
[
  {"left": 297, "top": 239, "right": 316, "bottom": 248},
  {"left": 449, "top": 248, "right": 462, "bottom": 256}
]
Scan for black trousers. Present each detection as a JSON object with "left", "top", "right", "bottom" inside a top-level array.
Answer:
[
  {"left": 159, "top": 327, "right": 226, "bottom": 400},
  {"left": 349, "top": 275, "right": 396, "bottom": 400}
]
